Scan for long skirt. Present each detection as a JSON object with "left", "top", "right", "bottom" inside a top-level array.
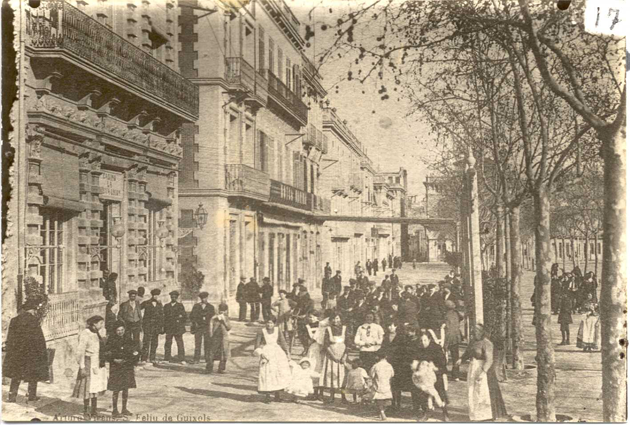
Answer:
[
  {"left": 320, "top": 344, "right": 346, "bottom": 389},
  {"left": 72, "top": 356, "right": 107, "bottom": 399},
  {"left": 258, "top": 344, "right": 291, "bottom": 393},
  {"left": 467, "top": 358, "right": 492, "bottom": 421},
  {"left": 577, "top": 316, "right": 601, "bottom": 350},
  {"left": 306, "top": 342, "right": 325, "bottom": 375},
  {"left": 108, "top": 364, "right": 136, "bottom": 392},
  {"left": 487, "top": 367, "right": 508, "bottom": 419}
]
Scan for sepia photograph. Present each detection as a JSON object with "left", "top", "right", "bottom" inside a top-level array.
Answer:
[{"left": 0, "top": 0, "right": 626, "bottom": 422}]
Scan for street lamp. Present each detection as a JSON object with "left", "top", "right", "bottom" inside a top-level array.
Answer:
[
  {"left": 193, "top": 203, "right": 208, "bottom": 230},
  {"left": 111, "top": 217, "right": 126, "bottom": 302}
]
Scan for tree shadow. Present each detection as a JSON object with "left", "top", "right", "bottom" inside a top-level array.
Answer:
[
  {"left": 174, "top": 386, "right": 259, "bottom": 403},
  {"left": 151, "top": 363, "right": 208, "bottom": 374},
  {"left": 211, "top": 382, "right": 258, "bottom": 392}
]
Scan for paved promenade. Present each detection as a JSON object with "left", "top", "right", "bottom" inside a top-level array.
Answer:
[{"left": 2, "top": 263, "right": 603, "bottom": 422}]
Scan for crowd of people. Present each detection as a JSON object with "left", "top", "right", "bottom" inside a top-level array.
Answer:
[
  {"left": 536, "top": 264, "right": 601, "bottom": 351},
  {"left": 247, "top": 265, "right": 509, "bottom": 422}
]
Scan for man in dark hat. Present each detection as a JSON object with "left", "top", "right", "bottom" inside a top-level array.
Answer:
[
  {"left": 140, "top": 289, "right": 164, "bottom": 364},
  {"left": 236, "top": 277, "right": 247, "bottom": 322},
  {"left": 118, "top": 289, "right": 143, "bottom": 347},
  {"left": 260, "top": 277, "right": 274, "bottom": 322},
  {"left": 390, "top": 269, "right": 399, "bottom": 287},
  {"left": 190, "top": 291, "right": 215, "bottom": 364},
  {"left": 245, "top": 277, "right": 261, "bottom": 322},
  {"left": 324, "top": 262, "right": 332, "bottom": 279},
  {"left": 163, "top": 290, "right": 186, "bottom": 364},
  {"left": 4, "top": 299, "right": 49, "bottom": 403}
]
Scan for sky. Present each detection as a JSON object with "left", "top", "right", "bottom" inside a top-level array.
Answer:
[{"left": 288, "top": 0, "right": 439, "bottom": 199}]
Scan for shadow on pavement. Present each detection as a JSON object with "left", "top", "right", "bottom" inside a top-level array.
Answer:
[
  {"left": 35, "top": 399, "right": 84, "bottom": 418},
  {"left": 152, "top": 363, "right": 208, "bottom": 374},
  {"left": 175, "top": 386, "right": 259, "bottom": 403},
  {"left": 211, "top": 382, "right": 258, "bottom": 392}
]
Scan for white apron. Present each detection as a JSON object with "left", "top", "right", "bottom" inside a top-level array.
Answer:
[
  {"left": 468, "top": 358, "right": 492, "bottom": 421},
  {"left": 257, "top": 328, "right": 291, "bottom": 392}
]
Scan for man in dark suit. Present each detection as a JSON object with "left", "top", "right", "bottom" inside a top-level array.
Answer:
[
  {"left": 324, "top": 262, "right": 332, "bottom": 279},
  {"left": 425, "top": 284, "right": 446, "bottom": 333},
  {"left": 398, "top": 286, "right": 421, "bottom": 328},
  {"left": 236, "top": 277, "right": 247, "bottom": 321},
  {"left": 245, "top": 277, "right": 261, "bottom": 322},
  {"left": 4, "top": 299, "right": 49, "bottom": 403},
  {"left": 140, "top": 288, "right": 164, "bottom": 364},
  {"left": 390, "top": 270, "right": 399, "bottom": 287},
  {"left": 260, "top": 277, "right": 274, "bottom": 321},
  {"left": 118, "top": 289, "right": 143, "bottom": 347},
  {"left": 190, "top": 291, "right": 215, "bottom": 364},
  {"left": 163, "top": 290, "right": 186, "bottom": 364}
]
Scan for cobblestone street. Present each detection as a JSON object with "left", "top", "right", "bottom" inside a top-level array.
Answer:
[{"left": 2, "top": 263, "right": 603, "bottom": 422}]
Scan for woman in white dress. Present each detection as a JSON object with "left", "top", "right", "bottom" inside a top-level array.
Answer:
[
  {"left": 254, "top": 316, "right": 292, "bottom": 403},
  {"left": 72, "top": 315, "right": 108, "bottom": 418}
]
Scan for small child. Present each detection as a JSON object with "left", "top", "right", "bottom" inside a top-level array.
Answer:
[
  {"left": 412, "top": 360, "right": 444, "bottom": 409},
  {"left": 343, "top": 358, "right": 369, "bottom": 403},
  {"left": 286, "top": 358, "right": 319, "bottom": 402},
  {"left": 369, "top": 350, "right": 395, "bottom": 421}
]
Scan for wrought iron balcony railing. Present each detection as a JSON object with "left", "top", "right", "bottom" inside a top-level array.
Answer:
[
  {"left": 225, "top": 57, "right": 268, "bottom": 106},
  {"left": 270, "top": 179, "right": 309, "bottom": 211},
  {"left": 225, "top": 164, "right": 271, "bottom": 200},
  {"left": 266, "top": 70, "right": 308, "bottom": 125},
  {"left": 25, "top": 0, "right": 199, "bottom": 120}
]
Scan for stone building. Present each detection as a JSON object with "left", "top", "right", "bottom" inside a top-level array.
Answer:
[
  {"left": 6, "top": 0, "right": 198, "bottom": 386},
  {"left": 177, "top": 0, "right": 330, "bottom": 304}
]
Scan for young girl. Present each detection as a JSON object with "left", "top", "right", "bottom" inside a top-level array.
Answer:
[
  {"left": 105, "top": 321, "right": 139, "bottom": 417},
  {"left": 343, "top": 358, "right": 369, "bottom": 403},
  {"left": 370, "top": 350, "right": 395, "bottom": 421},
  {"left": 286, "top": 358, "right": 319, "bottom": 402},
  {"left": 73, "top": 315, "right": 108, "bottom": 419}
]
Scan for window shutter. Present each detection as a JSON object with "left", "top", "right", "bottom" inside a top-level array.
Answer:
[
  {"left": 268, "top": 136, "right": 275, "bottom": 178},
  {"left": 293, "top": 64, "right": 301, "bottom": 95},
  {"left": 258, "top": 30, "right": 265, "bottom": 72}
]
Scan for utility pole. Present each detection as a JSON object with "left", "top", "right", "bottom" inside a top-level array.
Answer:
[{"left": 466, "top": 149, "right": 484, "bottom": 327}]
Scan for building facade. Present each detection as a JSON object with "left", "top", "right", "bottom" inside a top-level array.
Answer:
[
  {"left": 177, "top": 0, "right": 330, "bottom": 305},
  {"left": 6, "top": 0, "right": 198, "bottom": 386}
]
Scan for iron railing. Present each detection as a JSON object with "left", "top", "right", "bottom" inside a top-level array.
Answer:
[
  {"left": 270, "top": 179, "right": 308, "bottom": 210},
  {"left": 266, "top": 70, "right": 308, "bottom": 124},
  {"left": 225, "top": 164, "right": 271, "bottom": 199},
  {"left": 26, "top": 0, "right": 199, "bottom": 119}
]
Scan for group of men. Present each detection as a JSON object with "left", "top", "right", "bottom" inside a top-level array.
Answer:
[{"left": 235, "top": 277, "right": 275, "bottom": 322}]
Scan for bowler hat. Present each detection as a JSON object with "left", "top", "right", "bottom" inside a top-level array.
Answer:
[
  {"left": 199, "top": 291, "right": 209, "bottom": 299},
  {"left": 151, "top": 288, "right": 161, "bottom": 296},
  {"left": 169, "top": 290, "right": 180, "bottom": 296}
]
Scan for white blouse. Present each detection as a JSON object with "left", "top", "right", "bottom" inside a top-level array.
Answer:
[{"left": 76, "top": 329, "right": 102, "bottom": 368}]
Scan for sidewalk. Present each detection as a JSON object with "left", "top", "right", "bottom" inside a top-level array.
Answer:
[{"left": 2, "top": 265, "right": 604, "bottom": 422}]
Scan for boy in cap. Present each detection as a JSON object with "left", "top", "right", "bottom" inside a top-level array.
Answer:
[
  {"left": 190, "top": 291, "right": 215, "bottom": 363},
  {"left": 118, "top": 290, "right": 143, "bottom": 347},
  {"left": 163, "top": 291, "right": 186, "bottom": 364},
  {"left": 140, "top": 289, "right": 164, "bottom": 364}
]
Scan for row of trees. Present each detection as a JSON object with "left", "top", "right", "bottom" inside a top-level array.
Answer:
[{"left": 317, "top": 0, "right": 625, "bottom": 421}]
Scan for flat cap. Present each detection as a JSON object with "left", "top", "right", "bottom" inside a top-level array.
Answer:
[
  {"left": 151, "top": 288, "right": 161, "bottom": 296},
  {"left": 127, "top": 289, "right": 138, "bottom": 295},
  {"left": 198, "top": 291, "right": 209, "bottom": 298},
  {"left": 169, "top": 290, "right": 180, "bottom": 296}
]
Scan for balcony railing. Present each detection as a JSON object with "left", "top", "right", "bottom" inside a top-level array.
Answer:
[
  {"left": 225, "top": 58, "right": 268, "bottom": 106},
  {"left": 270, "top": 179, "right": 309, "bottom": 210},
  {"left": 225, "top": 164, "right": 271, "bottom": 200},
  {"left": 266, "top": 70, "right": 308, "bottom": 125},
  {"left": 41, "top": 292, "right": 82, "bottom": 341},
  {"left": 25, "top": 0, "right": 199, "bottom": 120}
]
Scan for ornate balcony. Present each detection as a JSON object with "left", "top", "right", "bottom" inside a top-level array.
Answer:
[
  {"left": 225, "top": 57, "right": 268, "bottom": 108},
  {"left": 225, "top": 164, "right": 270, "bottom": 201},
  {"left": 25, "top": 0, "right": 199, "bottom": 121},
  {"left": 266, "top": 70, "right": 308, "bottom": 126},
  {"left": 270, "top": 179, "right": 309, "bottom": 211}
]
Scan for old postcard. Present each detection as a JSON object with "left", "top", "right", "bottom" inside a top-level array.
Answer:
[{"left": 1, "top": 0, "right": 626, "bottom": 422}]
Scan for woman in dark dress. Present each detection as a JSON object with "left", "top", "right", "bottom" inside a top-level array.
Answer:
[
  {"left": 105, "top": 321, "right": 139, "bottom": 418},
  {"left": 415, "top": 331, "right": 449, "bottom": 422},
  {"left": 558, "top": 291, "right": 574, "bottom": 345},
  {"left": 390, "top": 324, "right": 422, "bottom": 413}
]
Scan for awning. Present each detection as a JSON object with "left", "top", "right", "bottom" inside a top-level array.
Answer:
[{"left": 41, "top": 146, "right": 82, "bottom": 213}]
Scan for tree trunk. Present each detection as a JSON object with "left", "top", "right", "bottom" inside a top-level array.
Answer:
[
  {"left": 534, "top": 187, "right": 556, "bottom": 421},
  {"left": 505, "top": 211, "right": 512, "bottom": 360},
  {"left": 510, "top": 205, "right": 524, "bottom": 370},
  {"left": 594, "top": 233, "right": 599, "bottom": 277},
  {"left": 571, "top": 238, "right": 576, "bottom": 268},
  {"left": 600, "top": 123, "right": 627, "bottom": 422},
  {"left": 561, "top": 236, "right": 566, "bottom": 271},
  {"left": 497, "top": 205, "right": 505, "bottom": 278},
  {"left": 583, "top": 233, "right": 589, "bottom": 274}
]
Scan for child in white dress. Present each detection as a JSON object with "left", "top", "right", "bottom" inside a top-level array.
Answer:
[{"left": 286, "top": 358, "right": 320, "bottom": 402}]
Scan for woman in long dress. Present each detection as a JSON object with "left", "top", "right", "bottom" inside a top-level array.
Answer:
[
  {"left": 577, "top": 302, "right": 601, "bottom": 351},
  {"left": 305, "top": 312, "right": 328, "bottom": 400},
  {"left": 72, "top": 315, "right": 108, "bottom": 419},
  {"left": 456, "top": 323, "right": 508, "bottom": 421},
  {"left": 415, "top": 331, "right": 449, "bottom": 422},
  {"left": 254, "top": 316, "right": 292, "bottom": 403},
  {"left": 104, "top": 321, "right": 139, "bottom": 418},
  {"left": 320, "top": 312, "right": 347, "bottom": 404}
]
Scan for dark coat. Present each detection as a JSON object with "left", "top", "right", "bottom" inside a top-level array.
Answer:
[
  {"left": 390, "top": 274, "right": 399, "bottom": 286},
  {"left": 295, "top": 294, "right": 314, "bottom": 317},
  {"left": 425, "top": 293, "right": 446, "bottom": 331},
  {"left": 163, "top": 301, "right": 187, "bottom": 335},
  {"left": 260, "top": 284, "right": 274, "bottom": 302},
  {"left": 105, "top": 334, "right": 138, "bottom": 391},
  {"left": 208, "top": 315, "right": 231, "bottom": 361},
  {"left": 391, "top": 335, "right": 421, "bottom": 392},
  {"left": 118, "top": 300, "right": 143, "bottom": 324},
  {"left": 558, "top": 296, "right": 573, "bottom": 325},
  {"left": 332, "top": 275, "right": 343, "bottom": 293},
  {"left": 190, "top": 302, "right": 215, "bottom": 333},
  {"left": 140, "top": 299, "right": 164, "bottom": 334},
  {"left": 398, "top": 295, "right": 420, "bottom": 327},
  {"left": 236, "top": 283, "right": 247, "bottom": 303},
  {"left": 245, "top": 281, "right": 261, "bottom": 303},
  {"left": 444, "top": 309, "right": 462, "bottom": 347},
  {"left": 3, "top": 311, "right": 49, "bottom": 382},
  {"left": 416, "top": 341, "right": 448, "bottom": 376}
]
